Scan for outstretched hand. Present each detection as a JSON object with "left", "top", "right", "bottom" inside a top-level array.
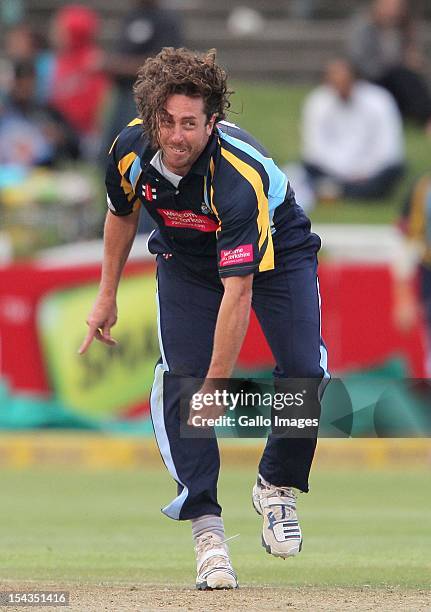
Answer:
[{"left": 78, "top": 296, "right": 118, "bottom": 354}]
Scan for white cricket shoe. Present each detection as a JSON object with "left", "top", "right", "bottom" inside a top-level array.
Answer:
[
  {"left": 252, "top": 474, "right": 302, "bottom": 558},
  {"left": 195, "top": 532, "right": 238, "bottom": 590}
]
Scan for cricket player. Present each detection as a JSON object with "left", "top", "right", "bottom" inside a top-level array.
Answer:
[
  {"left": 394, "top": 171, "right": 431, "bottom": 373},
  {"left": 80, "top": 47, "right": 329, "bottom": 590}
]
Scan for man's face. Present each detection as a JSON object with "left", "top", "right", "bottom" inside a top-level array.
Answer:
[
  {"left": 325, "top": 60, "right": 354, "bottom": 100},
  {"left": 158, "top": 94, "right": 216, "bottom": 176}
]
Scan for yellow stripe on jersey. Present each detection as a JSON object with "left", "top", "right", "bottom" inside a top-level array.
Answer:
[
  {"left": 208, "top": 157, "right": 221, "bottom": 234},
  {"left": 127, "top": 118, "right": 144, "bottom": 126},
  {"left": 118, "top": 152, "right": 137, "bottom": 196},
  {"left": 118, "top": 151, "right": 136, "bottom": 176},
  {"left": 108, "top": 134, "right": 120, "bottom": 155},
  {"left": 108, "top": 119, "right": 142, "bottom": 154},
  {"left": 132, "top": 198, "right": 142, "bottom": 212},
  {"left": 220, "top": 148, "right": 274, "bottom": 272}
]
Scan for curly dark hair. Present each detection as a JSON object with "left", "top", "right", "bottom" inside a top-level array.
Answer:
[{"left": 133, "top": 47, "right": 232, "bottom": 147}]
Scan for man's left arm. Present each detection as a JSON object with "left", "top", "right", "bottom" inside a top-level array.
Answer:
[
  {"left": 207, "top": 274, "right": 253, "bottom": 379},
  {"left": 188, "top": 274, "right": 253, "bottom": 425}
]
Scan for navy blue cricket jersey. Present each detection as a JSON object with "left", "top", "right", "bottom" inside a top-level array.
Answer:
[{"left": 105, "top": 118, "right": 321, "bottom": 278}]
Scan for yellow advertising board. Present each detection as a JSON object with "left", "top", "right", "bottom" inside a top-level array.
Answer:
[{"left": 37, "top": 273, "right": 159, "bottom": 418}]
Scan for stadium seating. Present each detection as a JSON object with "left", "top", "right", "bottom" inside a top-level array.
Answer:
[{"left": 21, "top": 0, "right": 431, "bottom": 81}]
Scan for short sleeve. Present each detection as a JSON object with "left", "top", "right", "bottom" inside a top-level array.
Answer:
[{"left": 105, "top": 128, "right": 143, "bottom": 216}]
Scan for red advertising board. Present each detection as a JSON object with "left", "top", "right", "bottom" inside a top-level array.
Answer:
[{"left": 0, "top": 260, "right": 426, "bottom": 410}]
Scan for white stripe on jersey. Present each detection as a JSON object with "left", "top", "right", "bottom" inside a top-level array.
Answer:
[{"left": 107, "top": 195, "right": 116, "bottom": 212}]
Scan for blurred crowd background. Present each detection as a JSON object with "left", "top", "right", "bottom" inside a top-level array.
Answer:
[
  {"left": 1, "top": 0, "right": 431, "bottom": 434},
  {"left": 0, "top": 0, "right": 431, "bottom": 251},
  {"left": 0, "top": 0, "right": 430, "bottom": 254}
]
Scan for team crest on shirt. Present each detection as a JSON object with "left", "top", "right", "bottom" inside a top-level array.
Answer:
[
  {"left": 201, "top": 202, "right": 211, "bottom": 215},
  {"left": 143, "top": 183, "right": 157, "bottom": 202}
]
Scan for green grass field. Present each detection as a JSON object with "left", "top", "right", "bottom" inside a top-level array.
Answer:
[
  {"left": 1, "top": 464, "right": 430, "bottom": 588},
  {"left": 230, "top": 82, "right": 430, "bottom": 225}
]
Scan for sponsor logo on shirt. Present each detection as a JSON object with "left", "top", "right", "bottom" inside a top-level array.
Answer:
[
  {"left": 157, "top": 209, "right": 219, "bottom": 232},
  {"left": 143, "top": 184, "right": 157, "bottom": 201},
  {"left": 220, "top": 244, "right": 254, "bottom": 267}
]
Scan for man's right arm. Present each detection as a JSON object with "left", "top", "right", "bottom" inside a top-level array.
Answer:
[{"left": 78, "top": 208, "right": 140, "bottom": 354}]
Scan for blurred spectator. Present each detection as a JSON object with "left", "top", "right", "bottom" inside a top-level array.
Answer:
[
  {"left": 301, "top": 58, "right": 404, "bottom": 200},
  {"left": 393, "top": 172, "right": 431, "bottom": 374},
  {"left": 102, "top": 0, "right": 184, "bottom": 148},
  {"left": 0, "top": 60, "right": 79, "bottom": 169},
  {"left": 2, "top": 24, "right": 54, "bottom": 104},
  {"left": 49, "top": 4, "right": 111, "bottom": 159},
  {"left": 348, "top": 0, "right": 431, "bottom": 133},
  {"left": 227, "top": 7, "right": 265, "bottom": 37}
]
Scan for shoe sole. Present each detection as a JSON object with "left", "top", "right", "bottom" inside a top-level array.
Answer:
[
  {"left": 261, "top": 534, "right": 303, "bottom": 559},
  {"left": 196, "top": 580, "right": 239, "bottom": 590}
]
